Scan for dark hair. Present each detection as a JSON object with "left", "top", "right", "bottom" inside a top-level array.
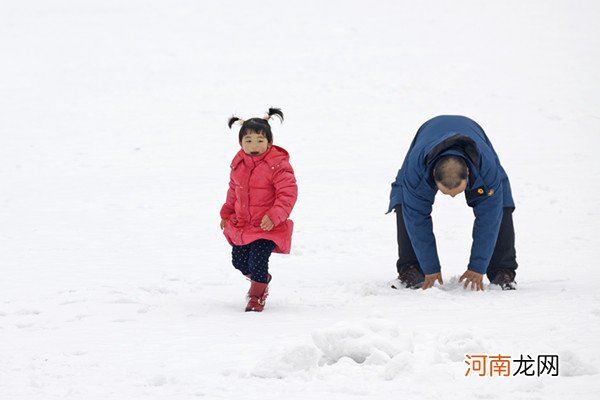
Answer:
[
  {"left": 227, "top": 108, "right": 284, "bottom": 143},
  {"left": 433, "top": 156, "right": 468, "bottom": 189}
]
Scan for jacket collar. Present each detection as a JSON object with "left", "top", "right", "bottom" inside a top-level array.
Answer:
[
  {"left": 230, "top": 145, "right": 289, "bottom": 169},
  {"left": 425, "top": 134, "right": 481, "bottom": 169}
]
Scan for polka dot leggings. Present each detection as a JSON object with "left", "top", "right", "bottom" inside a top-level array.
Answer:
[{"left": 231, "top": 239, "right": 276, "bottom": 283}]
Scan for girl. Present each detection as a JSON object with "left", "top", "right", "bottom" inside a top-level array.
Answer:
[{"left": 220, "top": 108, "right": 298, "bottom": 312}]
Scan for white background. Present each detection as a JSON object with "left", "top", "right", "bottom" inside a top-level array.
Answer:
[{"left": 1, "top": 0, "right": 599, "bottom": 398}]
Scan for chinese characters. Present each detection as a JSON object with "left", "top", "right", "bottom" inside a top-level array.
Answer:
[{"left": 465, "top": 354, "right": 559, "bottom": 377}]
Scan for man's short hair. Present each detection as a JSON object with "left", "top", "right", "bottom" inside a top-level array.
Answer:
[{"left": 433, "top": 156, "right": 468, "bottom": 189}]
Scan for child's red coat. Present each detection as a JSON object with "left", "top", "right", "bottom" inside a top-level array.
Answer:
[{"left": 220, "top": 145, "right": 298, "bottom": 254}]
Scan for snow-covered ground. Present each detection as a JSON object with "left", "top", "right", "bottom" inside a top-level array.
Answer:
[{"left": 1, "top": 0, "right": 599, "bottom": 398}]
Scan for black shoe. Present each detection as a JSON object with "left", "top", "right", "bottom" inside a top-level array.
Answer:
[
  {"left": 399, "top": 265, "right": 425, "bottom": 289},
  {"left": 490, "top": 269, "right": 516, "bottom": 290}
]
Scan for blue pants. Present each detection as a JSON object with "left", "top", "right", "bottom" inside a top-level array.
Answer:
[{"left": 231, "top": 239, "right": 276, "bottom": 283}]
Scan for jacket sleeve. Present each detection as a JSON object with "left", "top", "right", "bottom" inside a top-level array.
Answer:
[
  {"left": 401, "top": 174, "right": 441, "bottom": 275},
  {"left": 266, "top": 162, "right": 298, "bottom": 226},
  {"left": 219, "top": 178, "right": 237, "bottom": 220},
  {"left": 468, "top": 184, "right": 503, "bottom": 274}
]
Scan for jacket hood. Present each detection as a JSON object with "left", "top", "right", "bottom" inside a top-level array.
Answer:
[{"left": 425, "top": 134, "right": 481, "bottom": 169}]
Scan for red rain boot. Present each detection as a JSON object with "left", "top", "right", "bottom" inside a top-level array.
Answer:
[
  {"left": 245, "top": 280, "right": 269, "bottom": 312},
  {"left": 245, "top": 274, "right": 271, "bottom": 301}
]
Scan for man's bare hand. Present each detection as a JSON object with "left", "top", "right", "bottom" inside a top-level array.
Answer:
[
  {"left": 459, "top": 270, "right": 484, "bottom": 291},
  {"left": 260, "top": 214, "right": 274, "bottom": 231},
  {"left": 422, "top": 273, "right": 443, "bottom": 290}
]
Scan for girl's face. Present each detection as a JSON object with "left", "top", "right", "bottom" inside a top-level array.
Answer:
[{"left": 241, "top": 131, "right": 271, "bottom": 156}]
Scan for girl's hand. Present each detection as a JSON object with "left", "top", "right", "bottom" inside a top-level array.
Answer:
[
  {"left": 260, "top": 214, "right": 274, "bottom": 231},
  {"left": 220, "top": 219, "right": 226, "bottom": 229}
]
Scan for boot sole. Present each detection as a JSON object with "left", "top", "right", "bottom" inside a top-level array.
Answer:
[
  {"left": 500, "top": 282, "right": 517, "bottom": 290},
  {"left": 390, "top": 278, "right": 423, "bottom": 290}
]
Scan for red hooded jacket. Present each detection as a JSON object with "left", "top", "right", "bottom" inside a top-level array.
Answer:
[{"left": 220, "top": 145, "right": 298, "bottom": 254}]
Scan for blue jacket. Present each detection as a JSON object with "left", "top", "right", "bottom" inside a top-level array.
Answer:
[{"left": 388, "top": 115, "right": 514, "bottom": 275}]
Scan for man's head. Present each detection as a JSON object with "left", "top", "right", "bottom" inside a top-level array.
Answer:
[{"left": 433, "top": 155, "right": 469, "bottom": 197}]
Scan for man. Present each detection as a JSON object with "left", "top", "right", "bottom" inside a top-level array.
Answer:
[{"left": 388, "top": 115, "right": 518, "bottom": 291}]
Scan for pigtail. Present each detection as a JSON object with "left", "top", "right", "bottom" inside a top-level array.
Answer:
[
  {"left": 265, "top": 107, "right": 284, "bottom": 123},
  {"left": 228, "top": 116, "right": 244, "bottom": 129}
]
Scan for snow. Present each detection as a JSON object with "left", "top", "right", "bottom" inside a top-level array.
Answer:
[{"left": 1, "top": 0, "right": 599, "bottom": 398}]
